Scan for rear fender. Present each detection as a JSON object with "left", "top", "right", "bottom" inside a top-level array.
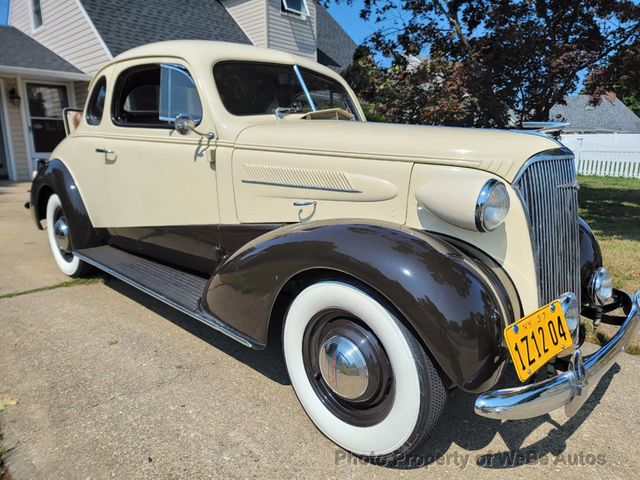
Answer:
[{"left": 30, "top": 159, "right": 103, "bottom": 250}]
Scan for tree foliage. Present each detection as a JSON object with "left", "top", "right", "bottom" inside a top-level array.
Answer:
[
  {"left": 585, "top": 39, "right": 640, "bottom": 117},
  {"left": 337, "top": 0, "right": 640, "bottom": 127}
]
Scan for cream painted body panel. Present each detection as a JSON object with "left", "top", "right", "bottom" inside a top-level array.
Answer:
[
  {"left": 232, "top": 149, "right": 411, "bottom": 223},
  {"left": 231, "top": 120, "right": 560, "bottom": 182},
  {"left": 55, "top": 54, "right": 221, "bottom": 228},
  {"left": 98, "top": 134, "right": 219, "bottom": 227}
]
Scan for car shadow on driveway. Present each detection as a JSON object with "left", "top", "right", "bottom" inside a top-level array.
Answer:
[
  {"left": 391, "top": 364, "right": 619, "bottom": 470},
  {"left": 105, "top": 278, "right": 290, "bottom": 385},
  {"left": 105, "top": 276, "right": 619, "bottom": 470}
]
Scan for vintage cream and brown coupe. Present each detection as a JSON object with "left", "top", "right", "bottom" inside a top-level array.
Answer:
[{"left": 28, "top": 40, "right": 639, "bottom": 460}]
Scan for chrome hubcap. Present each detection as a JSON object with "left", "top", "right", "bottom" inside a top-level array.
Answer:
[
  {"left": 53, "top": 215, "right": 70, "bottom": 253},
  {"left": 302, "top": 310, "right": 394, "bottom": 427},
  {"left": 319, "top": 335, "right": 369, "bottom": 400}
]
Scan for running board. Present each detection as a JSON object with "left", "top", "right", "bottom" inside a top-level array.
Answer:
[{"left": 74, "top": 245, "right": 260, "bottom": 349}]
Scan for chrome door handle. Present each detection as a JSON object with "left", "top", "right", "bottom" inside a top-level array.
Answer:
[
  {"left": 95, "top": 148, "right": 114, "bottom": 154},
  {"left": 293, "top": 200, "right": 317, "bottom": 207}
]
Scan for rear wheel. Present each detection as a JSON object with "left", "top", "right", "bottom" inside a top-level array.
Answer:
[
  {"left": 283, "top": 281, "right": 447, "bottom": 460},
  {"left": 46, "top": 194, "right": 91, "bottom": 277}
]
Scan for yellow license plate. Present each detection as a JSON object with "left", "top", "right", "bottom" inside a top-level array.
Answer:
[{"left": 505, "top": 300, "right": 572, "bottom": 382}]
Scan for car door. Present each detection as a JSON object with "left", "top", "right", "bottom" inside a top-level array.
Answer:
[
  {"left": 102, "top": 60, "right": 219, "bottom": 227},
  {"left": 99, "top": 60, "right": 220, "bottom": 271}
]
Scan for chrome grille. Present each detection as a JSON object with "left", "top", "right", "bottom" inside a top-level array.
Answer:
[{"left": 513, "top": 148, "right": 580, "bottom": 306}]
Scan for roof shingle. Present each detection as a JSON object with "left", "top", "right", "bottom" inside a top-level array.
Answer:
[
  {"left": 79, "top": 0, "right": 251, "bottom": 57},
  {"left": 0, "top": 26, "right": 82, "bottom": 73},
  {"left": 316, "top": 2, "right": 356, "bottom": 72},
  {"left": 550, "top": 95, "right": 640, "bottom": 133}
]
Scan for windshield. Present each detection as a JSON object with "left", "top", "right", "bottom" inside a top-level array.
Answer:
[{"left": 213, "top": 61, "right": 358, "bottom": 118}]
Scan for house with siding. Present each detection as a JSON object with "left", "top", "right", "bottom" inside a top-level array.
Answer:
[{"left": 0, "top": 0, "right": 356, "bottom": 181}]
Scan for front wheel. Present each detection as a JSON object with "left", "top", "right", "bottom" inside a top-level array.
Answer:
[
  {"left": 283, "top": 281, "right": 447, "bottom": 460},
  {"left": 46, "top": 194, "right": 91, "bottom": 277}
]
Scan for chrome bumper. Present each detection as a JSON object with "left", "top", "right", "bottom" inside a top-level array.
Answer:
[{"left": 475, "top": 289, "right": 640, "bottom": 420}]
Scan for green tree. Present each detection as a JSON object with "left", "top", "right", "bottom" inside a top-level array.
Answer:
[
  {"left": 337, "top": 0, "right": 640, "bottom": 127},
  {"left": 585, "top": 40, "right": 640, "bottom": 117}
]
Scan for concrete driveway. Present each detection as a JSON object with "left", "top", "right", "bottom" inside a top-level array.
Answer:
[{"left": 1, "top": 180, "right": 639, "bottom": 479}]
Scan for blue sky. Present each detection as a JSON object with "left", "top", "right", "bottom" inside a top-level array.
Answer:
[
  {"left": 0, "top": 0, "right": 8, "bottom": 24},
  {"left": 326, "top": 0, "right": 379, "bottom": 46}
]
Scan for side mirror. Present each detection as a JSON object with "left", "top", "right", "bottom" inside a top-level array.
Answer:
[{"left": 174, "top": 114, "right": 195, "bottom": 136}]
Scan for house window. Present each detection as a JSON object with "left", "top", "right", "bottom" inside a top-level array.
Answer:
[
  {"left": 281, "top": 0, "right": 309, "bottom": 17},
  {"left": 112, "top": 63, "right": 202, "bottom": 128},
  {"left": 25, "top": 83, "right": 69, "bottom": 154},
  {"left": 32, "top": 0, "right": 43, "bottom": 28}
]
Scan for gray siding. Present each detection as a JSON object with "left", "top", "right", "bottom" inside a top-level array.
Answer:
[
  {"left": 267, "top": 0, "right": 316, "bottom": 59},
  {"left": 223, "top": 0, "right": 267, "bottom": 48},
  {"left": 9, "top": 0, "right": 111, "bottom": 75}
]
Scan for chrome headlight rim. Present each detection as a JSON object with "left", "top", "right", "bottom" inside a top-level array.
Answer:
[
  {"left": 588, "top": 267, "right": 613, "bottom": 306},
  {"left": 474, "top": 179, "right": 510, "bottom": 232}
]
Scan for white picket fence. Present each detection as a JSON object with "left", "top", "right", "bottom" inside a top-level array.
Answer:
[
  {"left": 559, "top": 133, "right": 640, "bottom": 179},
  {"left": 575, "top": 150, "right": 640, "bottom": 178}
]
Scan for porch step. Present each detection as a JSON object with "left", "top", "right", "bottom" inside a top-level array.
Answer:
[{"left": 74, "top": 245, "right": 258, "bottom": 348}]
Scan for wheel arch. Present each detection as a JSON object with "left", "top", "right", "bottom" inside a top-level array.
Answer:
[
  {"left": 30, "top": 158, "right": 104, "bottom": 250},
  {"left": 204, "top": 220, "right": 513, "bottom": 393},
  {"left": 267, "top": 268, "right": 451, "bottom": 385}
]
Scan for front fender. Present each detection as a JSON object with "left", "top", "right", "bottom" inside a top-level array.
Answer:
[
  {"left": 30, "top": 159, "right": 103, "bottom": 251},
  {"left": 204, "top": 220, "right": 512, "bottom": 392},
  {"left": 579, "top": 217, "right": 603, "bottom": 304}
]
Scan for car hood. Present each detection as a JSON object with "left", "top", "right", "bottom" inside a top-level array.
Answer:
[{"left": 234, "top": 120, "right": 562, "bottom": 182}]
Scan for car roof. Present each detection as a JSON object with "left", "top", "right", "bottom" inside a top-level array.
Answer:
[{"left": 106, "top": 40, "right": 340, "bottom": 78}]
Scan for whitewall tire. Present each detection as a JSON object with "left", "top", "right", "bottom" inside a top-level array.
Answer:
[
  {"left": 46, "top": 194, "right": 88, "bottom": 277},
  {"left": 283, "top": 281, "right": 447, "bottom": 460}
]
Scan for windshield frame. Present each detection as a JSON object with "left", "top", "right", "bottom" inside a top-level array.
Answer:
[{"left": 212, "top": 60, "right": 361, "bottom": 120}]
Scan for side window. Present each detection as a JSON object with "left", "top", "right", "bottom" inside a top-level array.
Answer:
[
  {"left": 159, "top": 64, "right": 203, "bottom": 124},
  {"left": 112, "top": 63, "right": 202, "bottom": 128},
  {"left": 86, "top": 77, "right": 107, "bottom": 126}
]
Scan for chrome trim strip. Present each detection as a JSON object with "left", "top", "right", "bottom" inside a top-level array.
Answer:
[
  {"left": 475, "top": 289, "right": 640, "bottom": 420},
  {"left": 512, "top": 147, "right": 574, "bottom": 184},
  {"left": 74, "top": 251, "right": 258, "bottom": 349},
  {"left": 241, "top": 179, "right": 362, "bottom": 193}
]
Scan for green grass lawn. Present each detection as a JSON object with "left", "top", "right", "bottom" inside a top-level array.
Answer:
[
  {"left": 578, "top": 175, "right": 640, "bottom": 294},
  {"left": 578, "top": 175, "right": 640, "bottom": 352}
]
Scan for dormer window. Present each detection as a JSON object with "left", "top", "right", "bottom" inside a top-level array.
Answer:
[
  {"left": 32, "top": 0, "right": 43, "bottom": 28},
  {"left": 281, "top": 0, "right": 309, "bottom": 17}
]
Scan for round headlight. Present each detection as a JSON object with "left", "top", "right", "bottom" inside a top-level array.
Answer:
[
  {"left": 475, "top": 180, "right": 510, "bottom": 232},
  {"left": 589, "top": 267, "right": 613, "bottom": 305}
]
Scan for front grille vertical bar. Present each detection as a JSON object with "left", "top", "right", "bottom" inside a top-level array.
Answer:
[{"left": 513, "top": 149, "right": 580, "bottom": 307}]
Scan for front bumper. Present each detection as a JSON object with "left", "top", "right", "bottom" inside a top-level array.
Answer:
[{"left": 475, "top": 289, "right": 640, "bottom": 420}]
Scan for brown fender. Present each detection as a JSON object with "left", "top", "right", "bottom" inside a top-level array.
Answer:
[
  {"left": 579, "top": 217, "right": 603, "bottom": 305},
  {"left": 203, "top": 220, "right": 513, "bottom": 393},
  {"left": 30, "top": 159, "right": 105, "bottom": 250}
]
